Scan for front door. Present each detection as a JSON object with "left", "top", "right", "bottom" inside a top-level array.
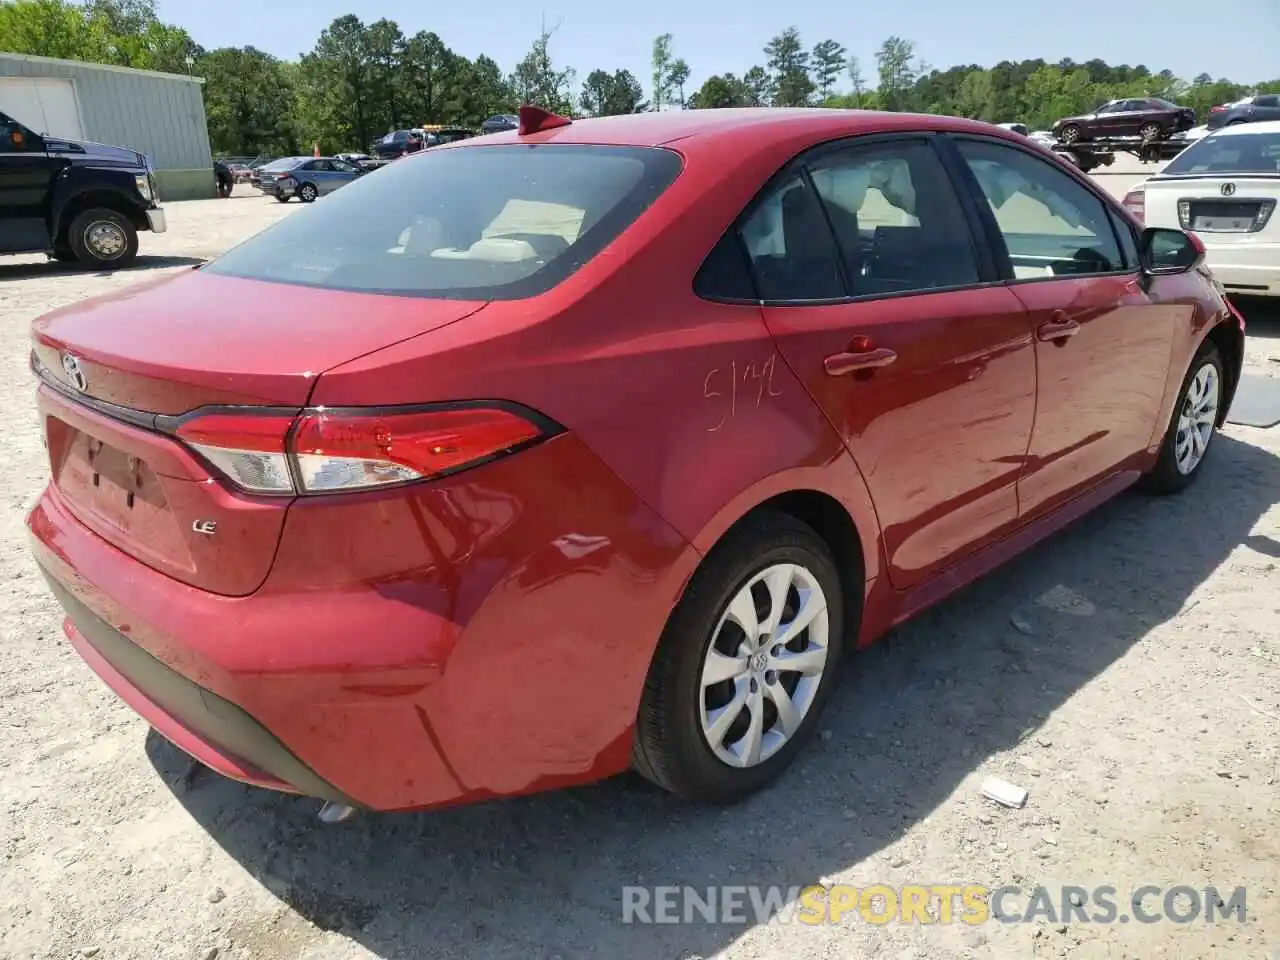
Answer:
[
  {"left": 0, "top": 113, "right": 57, "bottom": 252},
  {"left": 744, "top": 136, "right": 1038, "bottom": 590},
  {"left": 947, "top": 135, "right": 1178, "bottom": 520}
]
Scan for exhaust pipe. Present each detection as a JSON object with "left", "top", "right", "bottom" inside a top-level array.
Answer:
[{"left": 317, "top": 801, "right": 358, "bottom": 824}]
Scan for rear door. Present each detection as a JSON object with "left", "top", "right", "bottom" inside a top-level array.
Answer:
[
  {"left": 946, "top": 134, "right": 1178, "bottom": 520},
  {"left": 748, "top": 134, "right": 1037, "bottom": 590}
]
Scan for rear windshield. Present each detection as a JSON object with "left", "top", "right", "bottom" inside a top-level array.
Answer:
[
  {"left": 1162, "top": 131, "right": 1280, "bottom": 176},
  {"left": 203, "top": 144, "right": 683, "bottom": 300},
  {"left": 261, "top": 158, "right": 303, "bottom": 172}
]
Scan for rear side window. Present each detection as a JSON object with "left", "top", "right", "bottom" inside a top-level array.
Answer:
[
  {"left": 955, "top": 139, "right": 1124, "bottom": 279},
  {"left": 1162, "top": 132, "right": 1280, "bottom": 175},
  {"left": 203, "top": 144, "right": 683, "bottom": 300},
  {"left": 738, "top": 172, "right": 845, "bottom": 301}
]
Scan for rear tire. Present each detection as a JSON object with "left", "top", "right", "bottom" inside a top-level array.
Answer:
[
  {"left": 1139, "top": 122, "right": 1164, "bottom": 142},
  {"left": 632, "top": 511, "right": 846, "bottom": 805},
  {"left": 1140, "top": 341, "right": 1224, "bottom": 495},
  {"left": 298, "top": 182, "right": 318, "bottom": 203},
  {"left": 275, "top": 193, "right": 290, "bottom": 203},
  {"left": 1058, "top": 123, "right": 1081, "bottom": 144},
  {"left": 66, "top": 208, "right": 138, "bottom": 269}
]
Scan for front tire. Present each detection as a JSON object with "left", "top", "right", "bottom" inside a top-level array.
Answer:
[
  {"left": 633, "top": 511, "right": 846, "bottom": 804},
  {"left": 66, "top": 208, "right": 138, "bottom": 269},
  {"left": 1058, "top": 123, "right": 1082, "bottom": 144},
  {"left": 1141, "top": 341, "right": 1224, "bottom": 495},
  {"left": 1139, "top": 122, "right": 1164, "bottom": 142}
]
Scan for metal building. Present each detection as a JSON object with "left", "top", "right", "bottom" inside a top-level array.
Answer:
[{"left": 0, "top": 52, "right": 214, "bottom": 200}]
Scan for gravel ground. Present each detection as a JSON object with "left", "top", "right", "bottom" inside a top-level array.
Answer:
[{"left": 2, "top": 186, "right": 1279, "bottom": 960}]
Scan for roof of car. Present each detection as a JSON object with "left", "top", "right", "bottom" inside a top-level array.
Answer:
[
  {"left": 1209, "top": 119, "right": 1280, "bottom": 137},
  {"left": 468, "top": 107, "right": 1025, "bottom": 149}
]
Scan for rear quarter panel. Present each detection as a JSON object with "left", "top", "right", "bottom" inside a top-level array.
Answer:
[{"left": 310, "top": 129, "right": 887, "bottom": 585}]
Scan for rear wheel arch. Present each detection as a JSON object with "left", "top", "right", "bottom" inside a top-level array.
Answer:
[
  {"left": 1205, "top": 318, "right": 1244, "bottom": 425},
  {"left": 688, "top": 488, "right": 870, "bottom": 645}
]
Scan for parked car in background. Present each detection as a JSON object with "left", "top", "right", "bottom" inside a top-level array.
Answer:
[
  {"left": 258, "top": 156, "right": 367, "bottom": 203},
  {"left": 253, "top": 156, "right": 304, "bottom": 195},
  {"left": 421, "top": 125, "right": 475, "bottom": 147},
  {"left": 996, "top": 122, "right": 1029, "bottom": 136},
  {"left": 372, "top": 129, "right": 426, "bottom": 160},
  {"left": 227, "top": 162, "right": 252, "bottom": 183},
  {"left": 1053, "top": 98, "right": 1196, "bottom": 143},
  {"left": 336, "top": 152, "right": 376, "bottom": 169},
  {"left": 480, "top": 114, "right": 519, "bottom": 134},
  {"left": 26, "top": 107, "right": 1243, "bottom": 816},
  {"left": 0, "top": 109, "right": 165, "bottom": 268},
  {"left": 1207, "top": 94, "right": 1280, "bottom": 131},
  {"left": 1123, "top": 120, "right": 1280, "bottom": 297}
]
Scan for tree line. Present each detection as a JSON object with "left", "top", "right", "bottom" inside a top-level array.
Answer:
[{"left": 2, "top": 0, "right": 1277, "bottom": 158}]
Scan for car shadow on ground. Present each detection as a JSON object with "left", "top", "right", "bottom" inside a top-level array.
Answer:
[
  {"left": 0, "top": 255, "right": 205, "bottom": 281},
  {"left": 1234, "top": 295, "right": 1280, "bottom": 342},
  {"left": 147, "top": 433, "right": 1280, "bottom": 960}
]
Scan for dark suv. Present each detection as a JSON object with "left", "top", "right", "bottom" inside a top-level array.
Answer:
[
  {"left": 372, "top": 129, "right": 426, "bottom": 160},
  {"left": 480, "top": 114, "right": 519, "bottom": 134},
  {"left": 0, "top": 110, "right": 165, "bottom": 268}
]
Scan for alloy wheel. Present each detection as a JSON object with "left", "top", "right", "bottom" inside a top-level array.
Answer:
[
  {"left": 699, "top": 562, "right": 830, "bottom": 768},
  {"left": 1174, "top": 361, "right": 1220, "bottom": 475}
]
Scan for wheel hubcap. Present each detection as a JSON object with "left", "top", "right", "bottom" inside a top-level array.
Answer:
[
  {"left": 85, "top": 221, "right": 126, "bottom": 259},
  {"left": 1175, "top": 362, "right": 1219, "bottom": 475},
  {"left": 303, "top": 186, "right": 316, "bottom": 200},
  {"left": 699, "top": 562, "right": 830, "bottom": 768}
]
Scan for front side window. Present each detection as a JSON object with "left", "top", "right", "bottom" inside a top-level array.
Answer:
[
  {"left": 955, "top": 139, "right": 1124, "bottom": 279},
  {"left": 203, "top": 144, "right": 683, "bottom": 300},
  {"left": 0, "top": 112, "right": 37, "bottom": 153},
  {"left": 1162, "top": 131, "right": 1280, "bottom": 176},
  {"left": 738, "top": 172, "right": 845, "bottom": 301},
  {"left": 807, "top": 139, "right": 981, "bottom": 296}
]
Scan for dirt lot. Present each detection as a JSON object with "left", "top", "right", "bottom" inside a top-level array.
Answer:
[{"left": 1, "top": 186, "right": 1278, "bottom": 960}]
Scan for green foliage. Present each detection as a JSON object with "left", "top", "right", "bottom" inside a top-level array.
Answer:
[
  {"left": 2, "top": 2, "right": 1277, "bottom": 154},
  {"left": 580, "top": 68, "right": 645, "bottom": 116},
  {"left": 765, "top": 27, "right": 813, "bottom": 107}
]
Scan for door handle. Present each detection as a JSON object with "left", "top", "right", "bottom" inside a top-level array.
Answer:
[
  {"left": 824, "top": 347, "right": 898, "bottom": 376},
  {"left": 1036, "top": 313, "right": 1081, "bottom": 342}
]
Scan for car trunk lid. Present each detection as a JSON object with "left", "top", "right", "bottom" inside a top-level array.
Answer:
[
  {"left": 33, "top": 270, "right": 486, "bottom": 595},
  {"left": 32, "top": 270, "right": 487, "bottom": 413}
]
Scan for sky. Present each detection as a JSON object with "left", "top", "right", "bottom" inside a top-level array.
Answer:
[{"left": 158, "top": 0, "right": 1279, "bottom": 96}]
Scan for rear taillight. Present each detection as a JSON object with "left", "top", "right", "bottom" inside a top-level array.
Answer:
[
  {"left": 1210, "top": 105, "right": 1225, "bottom": 113},
  {"left": 173, "top": 405, "right": 549, "bottom": 496},
  {"left": 1122, "top": 187, "right": 1145, "bottom": 224}
]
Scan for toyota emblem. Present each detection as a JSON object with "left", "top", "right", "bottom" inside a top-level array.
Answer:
[
  {"left": 1221, "top": 182, "right": 1236, "bottom": 197},
  {"left": 61, "top": 353, "right": 88, "bottom": 392}
]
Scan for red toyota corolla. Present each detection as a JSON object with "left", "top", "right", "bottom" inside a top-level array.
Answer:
[{"left": 29, "top": 107, "right": 1244, "bottom": 815}]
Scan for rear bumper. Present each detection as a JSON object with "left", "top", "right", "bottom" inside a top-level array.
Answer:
[
  {"left": 28, "top": 432, "right": 696, "bottom": 811},
  {"left": 1203, "top": 244, "right": 1280, "bottom": 296},
  {"left": 44, "top": 572, "right": 355, "bottom": 804}
]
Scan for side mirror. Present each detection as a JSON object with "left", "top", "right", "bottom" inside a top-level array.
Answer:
[{"left": 1139, "top": 226, "right": 1204, "bottom": 275}]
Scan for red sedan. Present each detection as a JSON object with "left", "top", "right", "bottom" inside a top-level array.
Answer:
[{"left": 28, "top": 107, "right": 1244, "bottom": 815}]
